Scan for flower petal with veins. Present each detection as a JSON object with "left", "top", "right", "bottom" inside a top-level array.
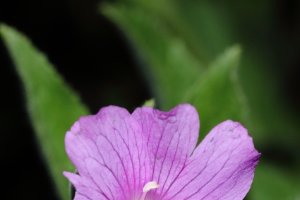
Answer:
[{"left": 64, "top": 104, "right": 260, "bottom": 200}]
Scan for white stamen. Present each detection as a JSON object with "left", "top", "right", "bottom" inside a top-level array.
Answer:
[
  {"left": 143, "top": 181, "right": 159, "bottom": 193},
  {"left": 140, "top": 181, "right": 159, "bottom": 200}
]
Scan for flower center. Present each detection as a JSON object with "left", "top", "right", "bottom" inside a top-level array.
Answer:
[{"left": 139, "top": 181, "right": 159, "bottom": 200}]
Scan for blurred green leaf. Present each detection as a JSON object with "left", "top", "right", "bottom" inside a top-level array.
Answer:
[
  {"left": 103, "top": 2, "right": 250, "bottom": 136},
  {"left": 102, "top": 3, "right": 203, "bottom": 108},
  {"left": 0, "top": 24, "right": 89, "bottom": 200},
  {"left": 250, "top": 162, "right": 300, "bottom": 200},
  {"left": 184, "top": 46, "right": 250, "bottom": 136},
  {"left": 239, "top": 52, "right": 300, "bottom": 144},
  {"left": 102, "top": 0, "right": 300, "bottom": 143},
  {"left": 102, "top": 1, "right": 300, "bottom": 198},
  {"left": 110, "top": 0, "right": 234, "bottom": 63},
  {"left": 174, "top": 0, "right": 235, "bottom": 61},
  {"left": 143, "top": 99, "right": 155, "bottom": 107}
]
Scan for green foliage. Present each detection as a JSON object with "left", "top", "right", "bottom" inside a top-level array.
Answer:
[
  {"left": 184, "top": 46, "right": 250, "bottom": 136},
  {"left": 103, "top": 3, "right": 203, "bottom": 108},
  {"left": 102, "top": 1, "right": 300, "bottom": 199},
  {"left": 143, "top": 99, "right": 155, "bottom": 107},
  {"left": 251, "top": 162, "right": 300, "bottom": 200},
  {"left": 102, "top": 0, "right": 300, "bottom": 142},
  {"left": 102, "top": 2, "right": 250, "bottom": 137},
  {"left": 0, "top": 24, "right": 89, "bottom": 200}
]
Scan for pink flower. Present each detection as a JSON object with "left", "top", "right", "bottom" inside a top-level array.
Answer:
[{"left": 64, "top": 104, "right": 260, "bottom": 200}]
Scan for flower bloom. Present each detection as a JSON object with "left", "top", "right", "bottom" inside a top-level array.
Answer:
[{"left": 64, "top": 104, "right": 260, "bottom": 200}]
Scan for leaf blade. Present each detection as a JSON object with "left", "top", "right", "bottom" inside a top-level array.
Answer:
[
  {"left": 102, "top": 3, "right": 203, "bottom": 108},
  {"left": 184, "top": 45, "right": 250, "bottom": 137},
  {"left": 0, "top": 24, "right": 89, "bottom": 200}
]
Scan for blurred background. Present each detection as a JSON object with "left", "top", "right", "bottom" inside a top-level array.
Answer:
[{"left": 0, "top": 0, "right": 299, "bottom": 199}]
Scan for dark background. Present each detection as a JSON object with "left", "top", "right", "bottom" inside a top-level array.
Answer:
[{"left": 0, "top": 0, "right": 299, "bottom": 199}]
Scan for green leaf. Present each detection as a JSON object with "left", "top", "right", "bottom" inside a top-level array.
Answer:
[
  {"left": 102, "top": 1, "right": 300, "bottom": 143},
  {"left": 250, "top": 162, "right": 300, "bottom": 200},
  {"left": 102, "top": 3, "right": 203, "bottom": 108},
  {"left": 0, "top": 24, "right": 89, "bottom": 200},
  {"left": 143, "top": 99, "right": 155, "bottom": 107},
  {"left": 184, "top": 46, "right": 250, "bottom": 137},
  {"left": 108, "top": 0, "right": 235, "bottom": 63},
  {"left": 235, "top": 51, "right": 300, "bottom": 144},
  {"left": 103, "top": 2, "right": 250, "bottom": 136}
]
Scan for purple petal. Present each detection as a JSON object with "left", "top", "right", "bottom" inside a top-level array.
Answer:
[
  {"left": 164, "top": 120, "right": 260, "bottom": 200},
  {"left": 64, "top": 106, "right": 150, "bottom": 200},
  {"left": 74, "top": 193, "right": 92, "bottom": 200},
  {"left": 64, "top": 104, "right": 259, "bottom": 200},
  {"left": 132, "top": 104, "right": 200, "bottom": 196},
  {"left": 74, "top": 193, "right": 90, "bottom": 200}
]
